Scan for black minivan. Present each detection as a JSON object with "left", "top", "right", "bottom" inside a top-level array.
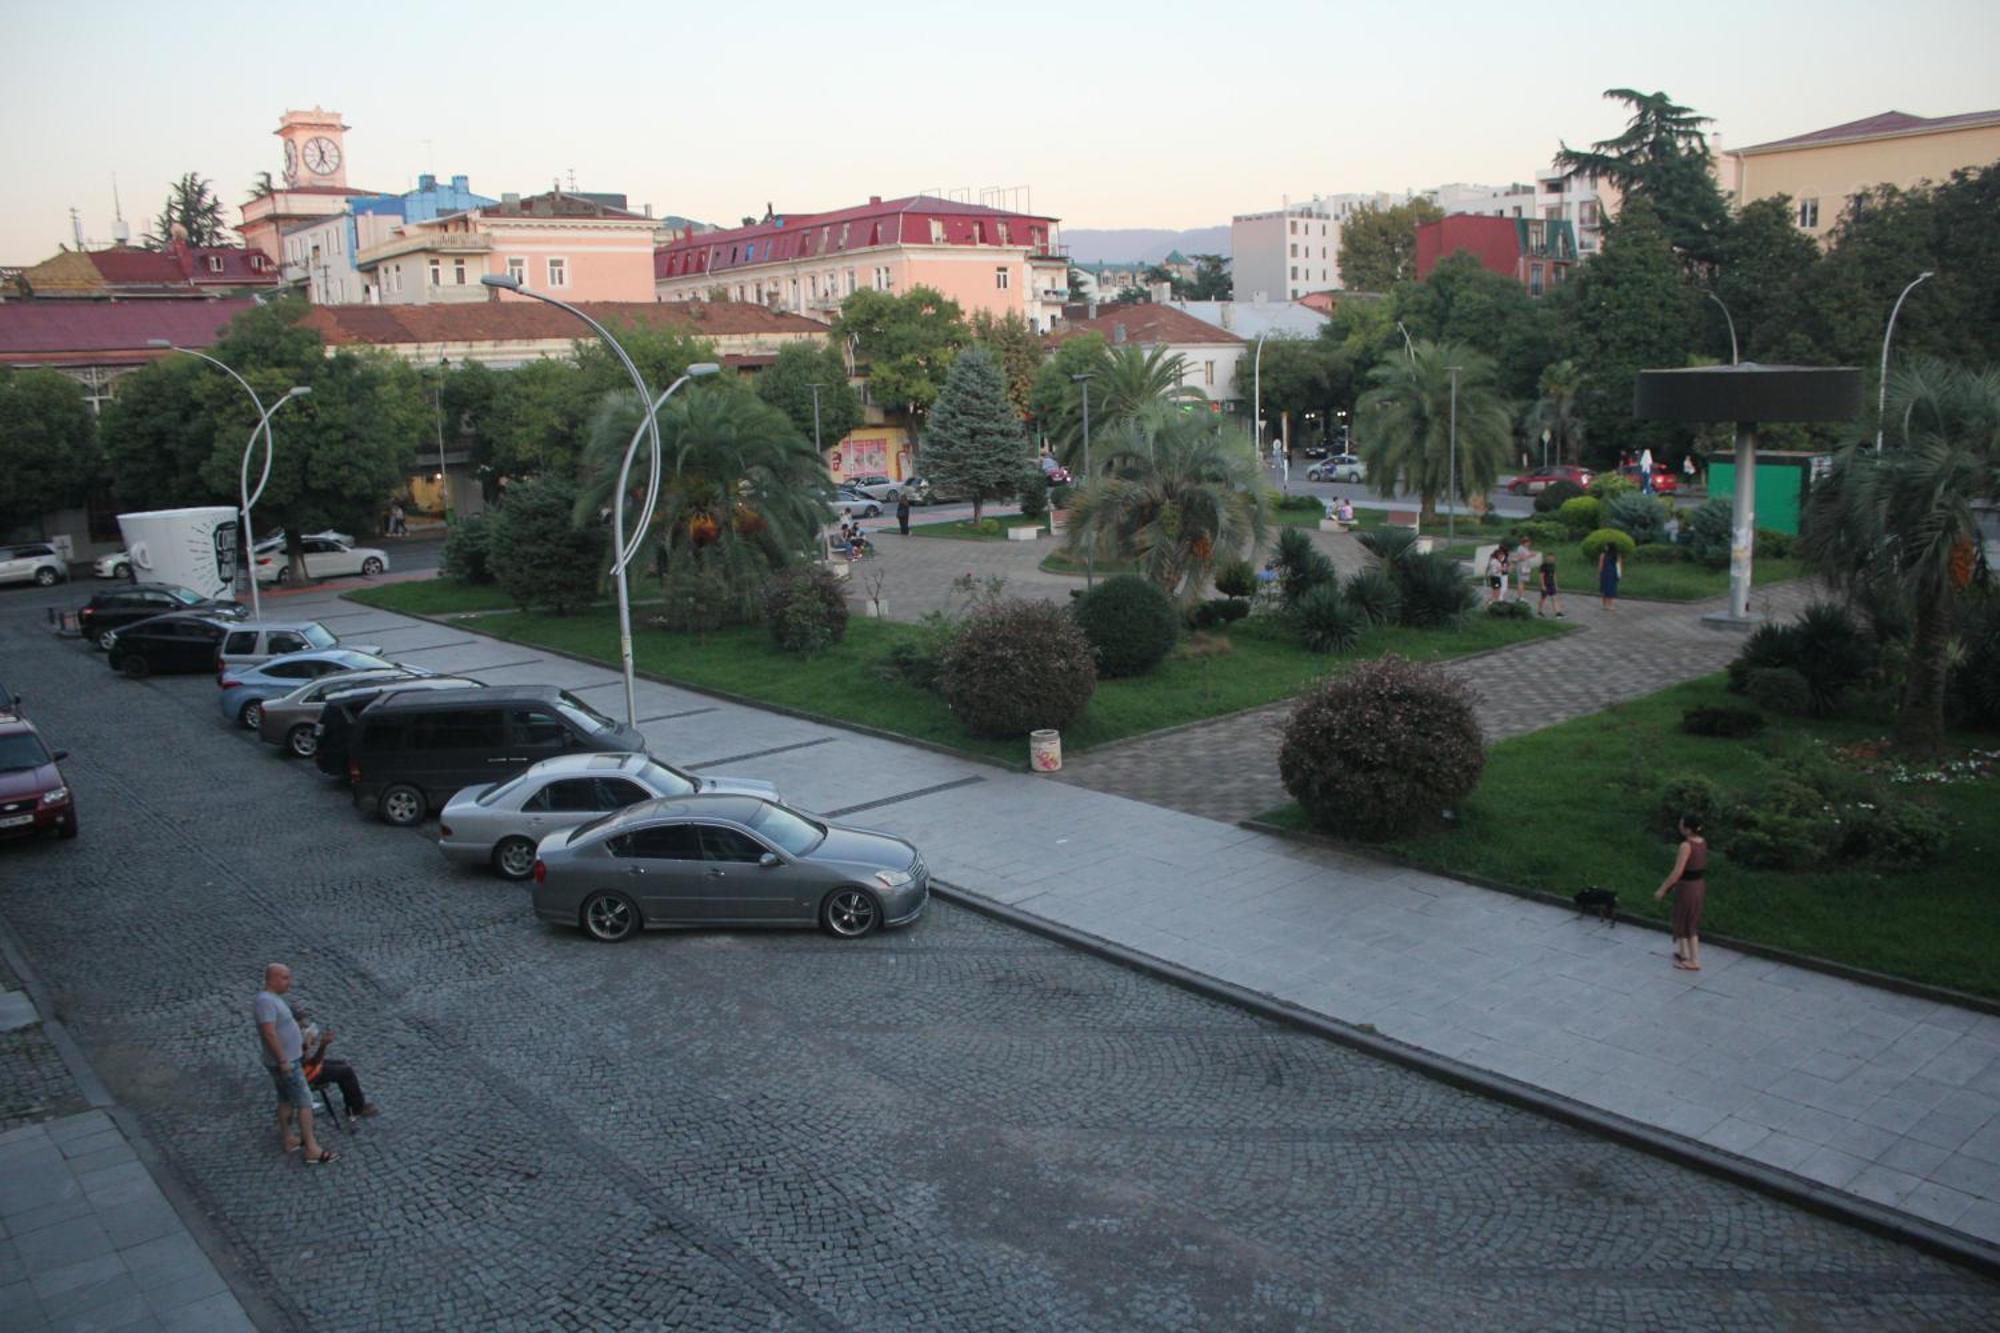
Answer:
[{"left": 348, "top": 685, "right": 647, "bottom": 826}]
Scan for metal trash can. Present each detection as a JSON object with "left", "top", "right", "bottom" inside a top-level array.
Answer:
[{"left": 1029, "top": 729, "right": 1062, "bottom": 773}]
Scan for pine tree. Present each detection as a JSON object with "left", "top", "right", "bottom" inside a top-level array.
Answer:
[
  {"left": 922, "top": 346, "right": 1029, "bottom": 522},
  {"left": 490, "top": 475, "right": 607, "bottom": 614},
  {"left": 1563, "top": 198, "right": 1699, "bottom": 464}
]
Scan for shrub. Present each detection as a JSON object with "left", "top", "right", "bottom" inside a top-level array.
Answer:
[
  {"left": 1275, "top": 492, "right": 1326, "bottom": 513},
  {"left": 656, "top": 556, "right": 736, "bottom": 635},
  {"left": 1686, "top": 497, "right": 1733, "bottom": 568},
  {"left": 1729, "top": 807, "right": 1827, "bottom": 870},
  {"left": 1356, "top": 526, "right": 1418, "bottom": 562},
  {"left": 1342, "top": 567, "right": 1402, "bottom": 626},
  {"left": 1072, "top": 574, "right": 1179, "bottom": 677},
  {"left": 1727, "top": 622, "right": 1800, "bottom": 693},
  {"left": 1841, "top": 801, "right": 1949, "bottom": 868},
  {"left": 1755, "top": 528, "right": 1796, "bottom": 559},
  {"left": 1392, "top": 550, "right": 1476, "bottom": 627},
  {"left": 1189, "top": 597, "right": 1251, "bottom": 629},
  {"left": 1788, "top": 601, "right": 1876, "bottom": 715},
  {"left": 439, "top": 514, "right": 497, "bottom": 584},
  {"left": 1534, "top": 479, "right": 1586, "bottom": 512},
  {"left": 1680, "top": 706, "right": 1765, "bottom": 738},
  {"left": 1278, "top": 656, "right": 1484, "bottom": 840},
  {"left": 1656, "top": 773, "right": 1727, "bottom": 838},
  {"left": 878, "top": 610, "right": 958, "bottom": 692},
  {"left": 1273, "top": 527, "right": 1335, "bottom": 608},
  {"left": 938, "top": 599, "right": 1097, "bottom": 737},
  {"left": 1557, "top": 495, "right": 1602, "bottom": 536},
  {"left": 1017, "top": 471, "right": 1049, "bottom": 519},
  {"left": 1212, "top": 556, "right": 1257, "bottom": 599},
  {"left": 490, "top": 475, "right": 607, "bottom": 615},
  {"left": 1487, "top": 598, "right": 1532, "bottom": 620},
  {"left": 1948, "top": 595, "right": 2000, "bottom": 727},
  {"left": 1629, "top": 543, "right": 1684, "bottom": 564},
  {"left": 1588, "top": 472, "right": 1636, "bottom": 500},
  {"left": 1478, "top": 507, "right": 1507, "bottom": 528},
  {"left": 1605, "top": 493, "right": 1670, "bottom": 544},
  {"left": 1047, "top": 482, "right": 1072, "bottom": 510},
  {"left": 764, "top": 566, "right": 850, "bottom": 655},
  {"left": 975, "top": 517, "right": 1003, "bottom": 537},
  {"left": 1509, "top": 519, "right": 1568, "bottom": 548},
  {"left": 1295, "top": 584, "right": 1365, "bottom": 653},
  {"left": 1745, "top": 666, "right": 1812, "bottom": 716},
  {"left": 1579, "top": 528, "right": 1637, "bottom": 562}
]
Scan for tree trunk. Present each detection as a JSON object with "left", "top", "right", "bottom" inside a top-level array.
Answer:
[
  {"left": 1893, "top": 595, "right": 1952, "bottom": 757},
  {"left": 970, "top": 496, "right": 984, "bottom": 524},
  {"left": 1419, "top": 494, "right": 1438, "bottom": 526}
]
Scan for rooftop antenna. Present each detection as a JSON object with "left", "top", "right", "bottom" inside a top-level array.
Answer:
[
  {"left": 110, "top": 175, "right": 130, "bottom": 245},
  {"left": 566, "top": 166, "right": 578, "bottom": 192},
  {"left": 69, "top": 206, "right": 85, "bottom": 250}
]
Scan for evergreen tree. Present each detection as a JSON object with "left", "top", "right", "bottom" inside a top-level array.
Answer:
[
  {"left": 1555, "top": 89, "right": 1730, "bottom": 266},
  {"left": 755, "top": 341, "right": 862, "bottom": 448},
  {"left": 1336, "top": 199, "right": 1443, "bottom": 292},
  {"left": 969, "top": 310, "right": 1045, "bottom": 417},
  {"left": 922, "top": 346, "right": 1029, "bottom": 522},
  {"left": 145, "top": 173, "right": 230, "bottom": 248},
  {"left": 1710, "top": 196, "right": 1822, "bottom": 363},
  {"left": 0, "top": 369, "right": 99, "bottom": 533},
  {"left": 490, "top": 474, "right": 607, "bottom": 614},
  {"left": 1356, "top": 341, "right": 1514, "bottom": 526},
  {"left": 1562, "top": 198, "right": 1699, "bottom": 464}
]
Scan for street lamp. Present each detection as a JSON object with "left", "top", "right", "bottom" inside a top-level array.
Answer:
[
  {"left": 433, "top": 355, "right": 451, "bottom": 522},
  {"left": 1447, "top": 365, "right": 1461, "bottom": 546},
  {"left": 1396, "top": 321, "right": 1417, "bottom": 362},
  {"left": 147, "top": 340, "right": 309, "bottom": 619},
  {"left": 1252, "top": 330, "right": 1271, "bottom": 458},
  {"left": 1071, "top": 371, "right": 1094, "bottom": 589},
  {"left": 805, "top": 382, "right": 824, "bottom": 453},
  {"left": 1706, "top": 292, "right": 1740, "bottom": 366},
  {"left": 1876, "top": 271, "right": 1934, "bottom": 452}
]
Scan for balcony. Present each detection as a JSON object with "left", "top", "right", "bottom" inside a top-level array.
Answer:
[{"left": 355, "top": 231, "right": 494, "bottom": 268}]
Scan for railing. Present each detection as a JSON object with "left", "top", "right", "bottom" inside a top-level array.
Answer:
[{"left": 355, "top": 232, "right": 494, "bottom": 267}]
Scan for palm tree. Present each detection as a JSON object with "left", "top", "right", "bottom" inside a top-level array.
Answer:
[
  {"left": 1523, "top": 358, "right": 1586, "bottom": 465},
  {"left": 1356, "top": 340, "right": 1514, "bottom": 526},
  {"left": 1061, "top": 412, "right": 1271, "bottom": 603},
  {"left": 1801, "top": 358, "right": 2000, "bottom": 755},
  {"left": 1053, "top": 342, "right": 1208, "bottom": 472}
]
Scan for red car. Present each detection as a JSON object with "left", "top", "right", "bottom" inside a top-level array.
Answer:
[
  {"left": 1505, "top": 465, "right": 1594, "bottom": 496},
  {"left": 0, "top": 716, "right": 77, "bottom": 842},
  {"left": 1620, "top": 464, "right": 1679, "bottom": 494}
]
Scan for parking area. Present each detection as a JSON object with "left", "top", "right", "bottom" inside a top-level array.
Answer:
[{"left": 2, "top": 590, "right": 1996, "bottom": 1329}]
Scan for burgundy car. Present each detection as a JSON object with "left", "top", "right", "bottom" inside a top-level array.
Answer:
[
  {"left": 1620, "top": 463, "right": 1680, "bottom": 494},
  {"left": 0, "top": 718, "right": 76, "bottom": 842},
  {"left": 1505, "top": 465, "right": 1594, "bottom": 495}
]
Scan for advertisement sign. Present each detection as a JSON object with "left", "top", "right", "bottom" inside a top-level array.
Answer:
[{"left": 117, "top": 506, "right": 241, "bottom": 602}]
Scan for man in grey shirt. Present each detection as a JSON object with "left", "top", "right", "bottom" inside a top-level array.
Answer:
[{"left": 254, "top": 963, "right": 335, "bottom": 1164}]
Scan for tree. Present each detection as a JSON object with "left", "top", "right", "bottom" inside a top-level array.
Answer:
[
  {"left": 249, "top": 172, "right": 277, "bottom": 200},
  {"left": 1067, "top": 267, "right": 1089, "bottom": 303},
  {"left": 1093, "top": 343, "right": 1207, "bottom": 429},
  {"left": 100, "top": 358, "right": 222, "bottom": 508},
  {"left": 1184, "top": 253, "right": 1232, "bottom": 301},
  {"left": 1060, "top": 412, "right": 1271, "bottom": 603},
  {"left": 833, "top": 285, "right": 971, "bottom": 421},
  {"left": 145, "top": 172, "right": 230, "bottom": 248},
  {"left": 571, "top": 318, "right": 716, "bottom": 406},
  {"left": 1235, "top": 337, "right": 1346, "bottom": 447},
  {"left": 1389, "top": 251, "right": 1556, "bottom": 401},
  {"left": 1709, "top": 196, "right": 1822, "bottom": 364},
  {"left": 1109, "top": 285, "right": 1150, "bottom": 306},
  {"left": 1522, "top": 359, "right": 1587, "bottom": 465},
  {"left": 1356, "top": 340, "right": 1514, "bottom": 525},
  {"left": 490, "top": 474, "right": 606, "bottom": 614},
  {"left": 755, "top": 341, "right": 862, "bottom": 449},
  {"left": 0, "top": 369, "right": 99, "bottom": 534},
  {"left": 1801, "top": 359, "right": 1999, "bottom": 755},
  {"left": 1336, "top": 198, "right": 1443, "bottom": 293},
  {"left": 1555, "top": 89, "right": 1730, "bottom": 266},
  {"left": 921, "top": 346, "right": 1029, "bottom": 522},
  {"left": 970, "top": 310, "right": 1045, "bottom": 418},
  {"left": 1028, "top": 332, "right": 1108, "bottom": 453}
]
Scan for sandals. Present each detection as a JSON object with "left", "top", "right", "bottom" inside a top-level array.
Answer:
[{"left": 305, "top": 1149, "right": 339, "bottom": 1165}]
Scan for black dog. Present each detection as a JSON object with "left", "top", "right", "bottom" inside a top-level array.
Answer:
[{"left": 1573, "top": 887, "right": 1618, "bottom": 925}]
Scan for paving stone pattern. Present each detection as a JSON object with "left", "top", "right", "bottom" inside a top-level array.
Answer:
[{"left": 3, "top": 603, "right": 1996, "bottom": 1327}]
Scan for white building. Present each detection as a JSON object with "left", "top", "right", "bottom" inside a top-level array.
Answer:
[
  {"left": 1230, "top": 202, "right": 1337, "bottom": 303},
  {"left": 1167, "top": 299, "right": 1328, "bottom": 341},
  {"left": 1531, "top": 166, "right": 1615, "bottom": 256}
]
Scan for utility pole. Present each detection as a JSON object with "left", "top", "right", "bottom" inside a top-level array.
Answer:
[
  {"left": 1447, "top": 365, "right": 1461, "bottom": 546},
  {"left": 1072, "top": 372, "right": 1094, "bottom": 589}
]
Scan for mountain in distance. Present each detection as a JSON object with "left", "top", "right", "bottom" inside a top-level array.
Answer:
[{"left": 1062, "top": 225, "right": 1230, "bottom": 264}]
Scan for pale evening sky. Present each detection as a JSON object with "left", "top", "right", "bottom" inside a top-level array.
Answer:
[{"left": 1, "top": 0, "right": 1996, "bottom": 260}]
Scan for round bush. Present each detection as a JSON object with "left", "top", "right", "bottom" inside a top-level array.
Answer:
[
  {"left": 1017, "top": 470, "right": 1049, "bottom": 519},
  {"left": 1656, "top": 773, "right": 1727, "bottom": 838},
  {"left": 1189, "top": 597, "right": 1250, "bottom": 630},
  {"left": 440, "top": 514, "right": 497, "bottom": 584},
  {"left": 1294, "top": 584, "right": 1365, "bottom": 653},
  {"left": 1342, "top": 567, "right": 1402, "bottom": 626},
  {"left": 1508, "top": 519, "right": 1569, "bottom": 548},
  {"left": 1841, "top": 801, "right": 1948, "bottom": 868},
  {"left": 1745, "top": 665, "right": 1811, "bottom": 716},
  {"left": 1072, "top": 575, "right": 1178, "bottom": 677},
  {"left": 1755, "top": 528, "right": 1796, "bottom": 559},
  {"left": 1279, "top": 656, "right": 1484, "bottom": 840},
  {"left": 1212, "top": 556, "right": 1257, "bottom": 599},
  {"left": 1557, "top": 495, "right": 1602, "bottom": 535},
  {"left": 1487, "top": 599, "right": 1533, "bottom": 620},
  {"left": 1588, "top": 472, "right": 1636, "bottom": 500},
  {"left": 1605, "top": 493, "right": 1669, "bottom": 544},
  {"left": 1579, "top": 528, "right": 1637, "bottom": 561},
  {"left": 939, "top": 599, "right": 1097, "bottom": 737},
  {"left": 1680, "top": 706, "right": 1765, "bottom": 739},
  {"left": 1686, "top": 497, "right": 1733, "bottom": 568},
  {"left": 1391, "top": 550, "right": 1476, "bottom": 627},
  {"left": 975, "top": 517, "right": 1003, "bottom": 537},
  {"left": 764, "top": 566, "right": 850, "bottom": 655},
  {"left": 1533, "top": 479, "right": 1586, "bottom": 512}
]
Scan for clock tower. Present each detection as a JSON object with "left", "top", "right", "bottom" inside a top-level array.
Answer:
[
  {"left": 277, "top": 107, "right": 349, "bottom": 189},
  {"left": 240, "top": 107, "right": 362, "bottom": 262}
]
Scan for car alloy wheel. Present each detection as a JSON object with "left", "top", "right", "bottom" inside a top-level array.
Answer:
[
  {"left": 94, "top": 629, "right": 117, "bottom": 651},
  {"left": 275, "top": 567, "right": 292, "bottom": 585},
  {"left": 582, "top": 891, "right": 639, "bottom": 942},
  {"left": 34, "top": 567, "right": 58, "bottom": 586},
  {"left": 286, "top": 725, "right": 318, "bottom": 758},
  {"left": 493, "top": 836, "right": 538, "bottom": 881},
  {"left": 241, "top": 701, "right": 264, "bottom": 730},
  {"left": 822, "top": 887, "right": 880, "bottom": 939},
  {"left": 379, "top": 783, "right": 425, "bottom": 827},
  {"left": 361, "top": 557, "right": 384, "bottom": 576},
  {"left": 118, "top": 655, "right": 150, "bottom": 679}
]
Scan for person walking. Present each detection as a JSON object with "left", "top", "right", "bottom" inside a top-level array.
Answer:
[
  {"left": 1682, "top": 452, "right": 1697, "bottom": 488},
  {"left": 1638, "top": 446, "right": 1656, "bottom": 494},
  {"left": 1512, "top": 537, "right": 1536, "bottom": 603},
  {"left": 389, "top": 501, "right": 407, "bottom": 538},
  {"left": 1537, "top": 552, "right": 1564, "bottom": 617},
  {"left": 1597, "top": 543, "right": 1622, "bottom": 611},
  {"left": 253, "top": 964, "right": 336, "bottom": 1164},
  {"left": 1654, "top": 814, "right": 1710, "bottom": 971},
  {"left": 895, "top": 494, "right": 912, "bottom": 537}
]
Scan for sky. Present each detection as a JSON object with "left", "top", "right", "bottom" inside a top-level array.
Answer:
[{"left": 2, "top": 0, "right": 1997, "bottom": 260}]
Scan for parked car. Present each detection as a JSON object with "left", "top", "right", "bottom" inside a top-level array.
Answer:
[
  {"left": 899, "top": 477, "right": 935, "bottom": 505},
  {"left": 311, "top": 677, "right": 486, "bottom": 774},
  {"left": 835, "top": 487, "right": 882, "bottom": 518},
  {"left": 102, "top": 613, "right": 234, "bottom": 678},
  {"left": 0, "top": 716, "right": 76, "bottom": 842},
  {"left": 252, "top": 537, "right": 391, "bottom": 585},
  {"left": 438, "top": 752, "right": 781, "bottom": 880},
  {"left": 218, "top": 621, "right": 381, "bottom": 672},
  {"left": 1037, "top": 455, "right": 1074, "bottom": 486},
  {"left": 1620, "top": 463, "right": 1680, "bottom": 494},
  {"left": 348, "top": 685, "right": 648, "bottom": 827},
  {"left": 847, "top": 475, "right": 904, "bottom": 503},
  {"left": 78, "top": 585, "right": 244, "bottom": 650},
  {"left": 530, "top": 794, "right": 928, "bottom": 942},
  {"left": 254, "top": 669, "right": 422, "bottom": 756},
  {"left": 0, "top": 681, "right": 20, "bottom": 720},
  {"left": 218, "top": 651, "right": 417, "bottom": 729},
  {"left": 1306, "top": 454, "right": 1366, "bottom": 484},
  {"left": 0, "top": 542, "right": 67, "bottom": 588},
  {"left": 256, "top": 528, "right": 353, "bottom": 551},
  {"left": 92, "top": 551, "right": 133, "bottom": 579},
  {"left": 1505, "top": 465, "right": 1595, "bottom": 496}
]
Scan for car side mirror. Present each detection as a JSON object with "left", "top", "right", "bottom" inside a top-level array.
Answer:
[
  {"left": 51, "top": 750, "right": 68, "bottom": 761},
  {"left": 758, "top": 852, "right": 780, "bottom": 868}
]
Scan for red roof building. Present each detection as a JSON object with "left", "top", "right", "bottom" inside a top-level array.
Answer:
[
  {"left": 8, "top": 239, "right": 281, "bottom": 300},
  {"left": 301, "top": 300, "right": 830, "bottom": 369},
  {"left": 1414, "top": 215, "right": 1577, "bottom": 295},
  {"left": 1050, "top": 304, "right": 1247, "bottom": 407}
]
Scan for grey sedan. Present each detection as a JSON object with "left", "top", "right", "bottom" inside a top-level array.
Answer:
[
  {"left": 437, "top": 753, "right": 780, "bottom": 880},
  {"left": 257, "top": 671, "right": 468, "bottom": 758},
  {"left": 531, "top": 794, "right": 927, "bottom": 941}
]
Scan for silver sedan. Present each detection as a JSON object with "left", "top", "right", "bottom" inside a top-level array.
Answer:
[
  {"left": 530, "top": 794, "right": 928, "bottom": 941},
  {"left": 256, "top": 669, "right": 427, "bottom": 757},
  {"left": 438, "top": 753, "right": 780, "bottom": 881}
]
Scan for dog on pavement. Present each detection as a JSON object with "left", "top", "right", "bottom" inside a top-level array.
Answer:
[{"left": 1573, "top": 886, "right": 1618, "bottom": 926}]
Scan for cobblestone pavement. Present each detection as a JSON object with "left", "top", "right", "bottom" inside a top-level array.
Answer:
[
  {"left": 5, "top": 605, "right": 1996, "bottom": 1327},
  {"left": 1058, "top": 578, "right": 1820, "bottom": 824}
]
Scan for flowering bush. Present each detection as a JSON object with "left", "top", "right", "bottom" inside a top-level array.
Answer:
[{"left": 938, "top": 599, "right": 1097, "bottom": 737}]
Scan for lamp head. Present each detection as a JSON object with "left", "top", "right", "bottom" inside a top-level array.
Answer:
[
  {"left": 480, "top": 274, "right": 522, "bottom": 291},
  {"left": 146, "top": 338, "right": 174, "bottom": 349},
  {"left": 1071, "top": 372, "right": 1093, "bottom": 384},
  {"left": 688, "top": 363, "right": 721, "bottom": 377},
  {"left": 285, "top": 386, "right": 313, "bottom": 399}
]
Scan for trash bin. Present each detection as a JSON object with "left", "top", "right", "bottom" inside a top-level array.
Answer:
[{"left": 1029, "top": 729, "right": 1062, "bottom": 773}]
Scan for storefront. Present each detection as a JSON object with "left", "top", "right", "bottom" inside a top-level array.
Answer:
[{"left": 826, "top": 426, "right": 913, "bottom": 483}]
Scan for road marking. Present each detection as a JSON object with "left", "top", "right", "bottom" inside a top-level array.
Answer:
[
  {"left": 687, "top": 736, "right": 836, "bottom": 769},
  {"left": 384, "top": 639, "right": 480, "bottom": 654},
  {"left": 638, "top": 706, "right": 719, "bottom": 723},
  {"left": 464, "top": 658, "right": 549, "bottom": 675},
  {"left": 825, "top": 776, "right": 985, "bottom": 819}
]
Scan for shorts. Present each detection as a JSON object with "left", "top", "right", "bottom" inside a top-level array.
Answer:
[
  {"left": 269, "top": 1063, "right": 312, "bottom": 1110},
  {"left": 1488, "top": 576, "right": 1504, "bottom": 589}
]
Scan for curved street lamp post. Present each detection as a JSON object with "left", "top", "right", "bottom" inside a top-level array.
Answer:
[{"left": 1876, "top": 271, "right": 1934, "bottom": 452}]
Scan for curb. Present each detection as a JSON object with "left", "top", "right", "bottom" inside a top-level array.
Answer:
[
  {"left": 928, "top": 879, "right": 2000, "bottom": 1281},
  {"left": 1238, "top": 817, "right": 2000, "bottom": 1020}
]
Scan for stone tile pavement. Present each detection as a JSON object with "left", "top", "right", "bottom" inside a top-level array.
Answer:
[{"left": 252, "top": 583, "right": 2000, "bottom": 1258}]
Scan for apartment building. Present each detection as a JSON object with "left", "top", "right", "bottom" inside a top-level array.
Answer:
[
  {"left": 354, "top": 189, "right": 659, "bottom": 305},
  {"left": 281, "top": 174, "right": 497, "bottom": 305},
  {"left": 1230, "top": 203, "right": 1338, "bottom": 302},
  {"left": 1415, "top": 215, "right": 1577, "bottom": 295}
]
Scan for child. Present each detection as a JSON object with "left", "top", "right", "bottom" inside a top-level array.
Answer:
[
  {"left": 1485, "top": 547, "right": 1506, "bottom": 604},
  {"left": 1538, "top": 553, "right": 1563, "bottom": 617}
]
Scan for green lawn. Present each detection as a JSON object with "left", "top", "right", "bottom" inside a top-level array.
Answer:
[
  {"left": 908, "top": 514, "right": 1048, "bottom": 541},
  {"left": 1262, "top": 675, "right": 1999, "bottom": 999},
  {"left": 465, "top": 605, "right": 1568, "bottom": 766},
  {"left": 346, "top": 579, "right": 524, "bottom": 616}
]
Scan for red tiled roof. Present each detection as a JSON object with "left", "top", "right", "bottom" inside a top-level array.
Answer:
[
  {"left": 1051, "top": 304, "right": 1246, "bottom": 348},
  {"left": 79, "top": 244, "right": 277, "bottom": 288},
  {"left": 656, "top": 195, "right": 1060, "bottom": 279},
  {"left": 300, "top": 300, "right": 829, "bottom": 347},
  {"left": 0, "top": 299, "right": 255, "bottom": 364},
  {"left": 1735, "top": 108, "right": 2000, "bottom": 154}
]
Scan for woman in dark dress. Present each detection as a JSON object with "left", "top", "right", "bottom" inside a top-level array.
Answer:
[
  {"left": 1654, "top": 813, "right": 1709, "bottom": 970},
  {"left": 1597, "top": 544, "right": 1622, "bottom": 610}
]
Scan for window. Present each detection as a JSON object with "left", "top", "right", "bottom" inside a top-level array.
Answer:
[
  {"left": 700, "top": 826, "right": 768, "bottom": 863},
  {"left": 526, "top": 779, "right": 607, "bottom": 813},
  {"left": 1289, "top": 220, "right": 1297, "bottom": 234},
  {"left": 428, "top": 259, "right": 441, "bottom": 287},
  {"left": 1204, "top": 361, "right": 1214, "bottom": 387},
  {"left": 415, "top": 709, "right": 505, "bottom": 749},
  {"left": 207, "top": 255, "right": 224, "bottom": 273},
  {"left": 507, "top": 257, "right": 525, "bottom": 284},
  {"left": 844, "top": 269, "right": 856, "bottom": 295},
  {"left": 267, "top": 632, "right": 309, "bottom": 655},
  {"left": 452, "top": 259, "right": 466, "bottom": 285},
  {"left": 995, "top": 266, "right": 1010, "bottom": 290},
  {"left": 1529, "top": 263, "right": 1544, "bottom": 297},
  {"left": 224, "top": 631, "right": 257, "bottom": 656},
  {"left": 597, "top": 779, "right": 651, "bottom": 808},
  {"left": 1290, "top": 266, "right": 1298, "bottom": 280},
  {"left": 612, "top": 823, "right": 703, "bottom": 860},
  {"left": 809, "top": 274, "right": 819, "bottom": 299},
  {"left": 517, "top": 711, "right": 567, "bottom": 746},
  {"left": 1797, "top": 197, "right": 1820, "bottom": 229},
  {"left": 547, "top": 257, "right": 568, "bottom": 287}
]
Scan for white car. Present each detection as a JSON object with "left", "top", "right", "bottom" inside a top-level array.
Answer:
[
  {"left": 253, "top": 537, "right": 390, "bottom": 585},
  {"left": 92, "top": 551, "right": 133, "bottom": 579},
  {"left": 846, "top": 475, "right": 905, "bottom": 503},
  {"left": 0, "top": 543, "right": 67, "bottom": 588},
  {"left": 1307, "top": 454, "right": 1367, "bottom": 484}
]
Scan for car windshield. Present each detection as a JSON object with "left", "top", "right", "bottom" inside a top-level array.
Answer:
[
  {"left": 557, "top": 692, "right": 615, "bottom": 731},
  {"left": 634, "top": 760, "right": 697, "bottom": 797},
  {"left": 0, "top": 733, "right": 53, "bottom": 772},
  {"left": 748, "top": 803, "right": 824, "bottom": 857},
  {"left": 165, "top": 588, "right": 204, "bottom": 606},
  {"left": 302, "top": 624, "right": 337, "bottom": 650},
  {"left": 477, "top": 775, "right": 528, "bottom": 807}
]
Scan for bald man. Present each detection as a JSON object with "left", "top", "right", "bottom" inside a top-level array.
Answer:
[{"left": 254, "top": 964, "right": 336, "bottom": 1165}]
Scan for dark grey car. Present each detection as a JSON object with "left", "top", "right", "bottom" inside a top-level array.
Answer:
[{"left": 531, "top": 794, "right": 928, "bottom": 942}]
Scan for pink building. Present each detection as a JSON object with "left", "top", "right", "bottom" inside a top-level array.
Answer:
[
  {"left": 355, "top": 189, "right": 659, "bottom": 304},
  {"left": 656, "top": 196, "right": 1070, "bottom": 329}
]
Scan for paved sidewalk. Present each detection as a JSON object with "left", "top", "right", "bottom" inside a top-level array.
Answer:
[{"left": 286, "top": 586, "right": 2000, "bottom": 1256}]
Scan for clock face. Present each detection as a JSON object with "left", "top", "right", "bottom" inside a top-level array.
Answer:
[
  {"left": 303, "top": 136, "right": 341, "bottom": 176},
  {"left": 282, "top": 139, "right": 298, "bottom": 183}
]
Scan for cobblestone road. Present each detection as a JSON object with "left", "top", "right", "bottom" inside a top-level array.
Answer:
[{"left": 1, "top": 601, "right": 1994, "bottom": 1329}]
